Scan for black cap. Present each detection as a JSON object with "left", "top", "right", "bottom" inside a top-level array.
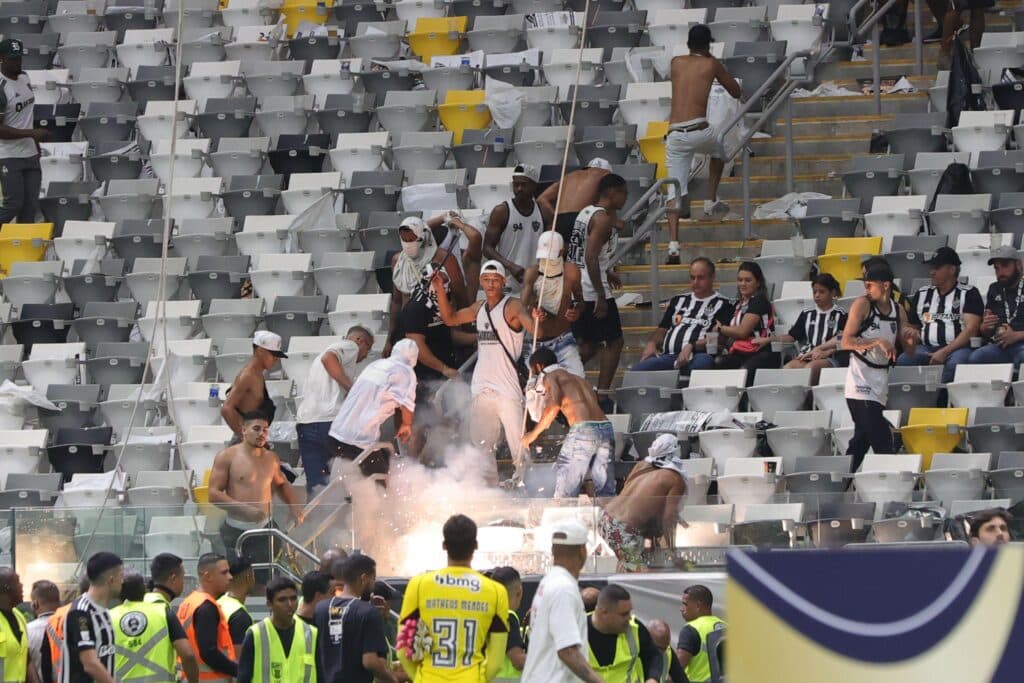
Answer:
[
  {"left": 863, "top": 261, "right": 895, "bottom": 283},
  {"left": 228, "top": 556, "right": 253, "bottom": 576},
  {"left": 86, "top": 551, "right": 123, "bottom": 582},
  {"left": 0, "top": 39, "right": 23, "bottom": 58},
  {"left": 924, "top": 246, "right": 961, "bottom": 267}
]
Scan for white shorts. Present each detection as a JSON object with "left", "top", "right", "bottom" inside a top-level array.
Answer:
[{"left": 664, "top": 122, "right": 722, "bottom": 200}]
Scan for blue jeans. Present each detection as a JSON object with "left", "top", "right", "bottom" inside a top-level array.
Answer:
[
  {"left": 555, "top": 420, "right": 616, "bottom": 498},
  {"left": 895, "top": 344, "right": 973, "bottom": 384},
  {"left": 297, "top": 421, "right": 332, "bottom": 494},
  {"left": 967, "top": 341, "right": 1024, "bottom": 366},
  {"left": 631, "top": 352, "right": 715, "bottom": 372}
]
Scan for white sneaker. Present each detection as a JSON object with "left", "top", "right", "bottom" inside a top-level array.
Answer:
[{"left": 703, "top": 199, "right": 729, "bottom": 217}]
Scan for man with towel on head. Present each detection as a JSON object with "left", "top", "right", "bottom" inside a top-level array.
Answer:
[
  {"left": 521, "top": 230, "right": 585, "bottom": 377},
  {"left": 598, "top": 434, "right": 687, "bottom": 571}
]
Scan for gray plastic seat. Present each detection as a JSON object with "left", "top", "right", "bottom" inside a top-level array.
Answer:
[
  {"left": 586, "top": 11, "right": 646, "bottom": 52},
  {"left": 804, "top": 500, "right": 874, "bottom": 548},
  {"left": 187, "top": 255, "right": 251, "bottom": 312},
  {"left": 842, "top": 154, "right": 906, "bottom": 215},
  {"left": 614, "top": 387, "right": 681, "bottom": 431},
  {"left": 884, "top": 113, "right": 949, "bottom": 166},
  {"left": 127, "top": 66, "right": 178, "bottom": 112},
  {"left": 194, "top": 97, "right": 257, "bottom": 141},
  {"left": 990, "top": 451, "right": 1024, "bottom": 504},
  {"left": 333, "top": 0, "right": 385, "bottom": 36},
  {"left": 452, "top": 128, "right": 513, "bottom": 169},
  {"left": 104, "top": 0, "right": 159, "bottom": 37},
  {"left": 264, "top": 295, "right": 329, "bottom": 347},
  {"left": 973, "top": 151, "right": 1024, "bottom": 197},
  {"left": 887, "top": 251, "right": 932, "bottom": 290},
  {"left": 612, "top": 162, "right": 655, "bottom": 217},
  {"left": 289, "top": 32, "right": 342, "bottom": 62},
  {"left": 723, "top": 41, "right": 787, "bottom": 106},
  {"left": 90, "top": 140, "right": 145, "bottom": 182},
  {"left": 451, "top": 0, "right": 508, "bottom": 17},
  {"left": 38, "top": 385, "right": 102, "bottom": 432},
  {"left": 890, "top": 234, "right": 947, "bottom": 253},
  {"left": 358, "top": 68, "right": 417, "bottom": 104},
  {"left": 268, "top": 133, "right": 330, "bottom": 176},
  {"left": 40, "top": 181, "right": 101, "bottom": 234},
  {"left": 342, "top": 170, "right": 403, "bottom": 214},
  {"left": 63, "top": 259, "right": 124, "bottom": 310},
  {"left": 708, "top": 6, "right": 767, "bottom": 45},
  {"left": 796, "top": 198, "right": 861, "bottom": 249},
  {"left": 966, "top": 407, "right": 1024, "bottom": 457},
  {"left": 220, "top": 174, "right": 284, "bottom": 220},
  {"left": 78, "top": 102, "right": 138, "bottom": 144},
  {"left": 110, "top": 218, "right": 164, "bottom": 266},
  {"left": 574, "top": 122, "right": 634, "bottom": 166},
  {"left": 559, "top": 84, "right": 621, "bottom": 130},
  {"left": 785, "top": 456, "right": 853, "bottom": 494},
  {"left": 989, "top": 193, "right": 1024, "bottom": 244},
  {"left": 71, "top": 301, "right": 139, "bottom": 353},
  {"left": 86, "top": 342, "right": 149, "bottom": 386},
  {"left": 0, "top": 0, "right": 46, "bottom": 35},
  {"left": 314, "top": 93, "right": 375, "bottom": 136},
  {"left": 886, "top": 365, "right": 943, "bottom": 418},
  {"left": 16, "top": 33, "right": 59, "bottom": 70}
]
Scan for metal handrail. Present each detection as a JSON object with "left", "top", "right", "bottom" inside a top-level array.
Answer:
[
  {"left": 236, "top": 526, "right": 320, "bottom": 581},
  {"left": 620, "top": 177, "right": 681, "bottom": 223}
]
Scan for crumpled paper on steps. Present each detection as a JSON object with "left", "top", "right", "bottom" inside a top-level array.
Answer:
[{"left": 753, "top": 192, "right": 833, "bottom": 220}]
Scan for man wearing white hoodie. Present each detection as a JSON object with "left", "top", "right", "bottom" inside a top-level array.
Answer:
[{"left": 327, "top": 338, "right": 419, "bottom": 482}]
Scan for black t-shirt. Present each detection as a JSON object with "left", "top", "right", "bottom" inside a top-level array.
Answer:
[
  {"left": 193, "top": 602, "right": 238, "bottom": 677},
  {"left": 394, "top": 292, "right": 456, "bottom": 383},
  {"left": 229, "top": 609, "right": 254, "bottom": 647},
  {"left": 63, "top": 595, "right": 115, "bottom": 683},
  {"left": 314, "top": 595, "right": 389, "bottom": 683},
  {"left": 677, "top": 624, "right": 701, "bottom": 654},
  {"left": 165, "top": 607, "right": 187, "bottom": 641},
  {"left": 507, "top": 611, "right": 525, "bottom": 653},
  {"left": 586, "top": 616, "right": 664, "bottom": 681}
]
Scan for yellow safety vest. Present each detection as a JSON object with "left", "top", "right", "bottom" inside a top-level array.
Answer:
[
  {"left": 217, "top": 595, "right": 249, "bottom": 621},
  {"left": 144, "top": 592, "right": 170, "bottom": 606},
  {"left": 494, "top": 610, "right": 522, "bottom": 682},
  {"left": 110, "top": 600, "right": 176, "bottom": 683},
  {"left": 684, "top": 616, "right": 724, "bottom": 683},
  {"left": 660, "top": 647, "right": 671, "bottom": 683},
  {"left": 0, "top": 608, "right": 27, "bottom": 683},
  {"left": 586, "top": 616, "right": 641, "bottom": 683},
  {"left": 249, "top": 618, "right": 317, "bottom": 683}
]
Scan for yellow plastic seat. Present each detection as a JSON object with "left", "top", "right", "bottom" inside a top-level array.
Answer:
[
  {"left": 817, "top": 236, "right": 883, "bottom": 293},
  {"left": 899, "top": 407, "right": 968, "bottom": 471},
  {"left": 280, "top": 0, "right": 333, "bottom": 37},
  {"left": 638, "top": 121, "right": 668, "bottom": 179},
  {"left": 438, "top": 90, "right": 490, "bottom": 145},
  {"left": 0, "top": 222, "right": 53, "bottom": 277},
  {"left": 407, "top": 16, "right": 467, "bottom": 62}
]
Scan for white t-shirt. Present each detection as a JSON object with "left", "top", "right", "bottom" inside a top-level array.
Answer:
[
  {"left": 520, "top": 565, "right": 588, "bottom": 683},
  {"left": 296, "top": 340, "right": 360, "bottom": 424},
  {"left": 0, "top": 73, "right": 36, "bottom": 159}
]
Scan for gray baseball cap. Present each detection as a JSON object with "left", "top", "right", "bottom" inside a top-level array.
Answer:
[{"left": 988, "top": 245, "right": 1021, "bottom": 265}]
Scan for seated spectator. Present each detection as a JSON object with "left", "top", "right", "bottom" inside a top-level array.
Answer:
[
  {"left": 712, "top": 261, "right": 778, "bottom": 372},
  {"left": 897, "top": 247, "right": 982, "bottom": 383},
  {"left": 483, "top": 164, "right": 550, "bottom": 292},
  {"left": 634, "top": 256, "right": 733, "bottom": 372},
  {"left": 968, "top": 246, "right": 1024, "bottom": 367},
  {"left": 776, "top": 273, "right": 847, "bottom": 383},
  {"left": 968, "top": 508, "right": 1011, "bottom": 547}
]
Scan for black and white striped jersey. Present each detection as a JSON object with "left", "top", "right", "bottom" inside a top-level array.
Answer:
[
  {"left": 657, "top": 292, "right": 734, "bottom": 354},
  {"left": 788, "top": 306, "right": 847, "bottom": 353},
  {"left": 909, "top": 284, "right": 984, "bottom": 348}
]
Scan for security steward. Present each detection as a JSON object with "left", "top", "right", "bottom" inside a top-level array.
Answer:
[
  {"left": 236, "top": 577, "right": 316, "bottom": 683},
  {"left": 217, "top": 557, "right": 255, "bottom": 648},
  {"left": 146, "top": 553, "right": 186, "bottom": 606},
  {"left": 586, "top": 585, "right": 665, "bottom": 683},
  {"left": 676, "top": 585, "right": 724, "bottom": 683},
  {"left": 42, "top": 578, "right": 87, "bottom": 683},
  {"left": 177, "top": 553, "right": 237, "bottom": 683},
  {"left": 111, "top": 572, "right": 200, "bottom": 683},
  {"left": 0, "top": 569, "right": 36, "bottom": 683}
]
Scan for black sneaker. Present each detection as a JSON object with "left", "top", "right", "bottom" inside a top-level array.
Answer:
[
  {"left": 666, "top": 252, "right": 681, "bottom": 265},
  {"left": 923, "top": 27, "right": 942, "bottom": 42}
]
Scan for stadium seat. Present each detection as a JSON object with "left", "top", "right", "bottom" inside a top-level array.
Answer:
[
  {"left": 907, "top": 151, "right": 971, "bottom": 199},
  {"left": 543, "top": 48, "right": 602, "bottom": 89},
  {"left": 438, "top": 90, "right": 491, "bottom": 145},
  {"left": 85, "top": 342, "right": 149, "bottom": 386},
  {"left": 698, "top": 428, "right": 757, "bottom": 474},
  {"left": 452, "top": 129, "right": 513, "bottom": 169},
  {"left": 214, "top": 337, "right": 257, "bottom": 383},
  {"left": 328, "top": 293, "right": 391, "bottom": 335},
  {"left": 23, "top": 343, "right": 86, "bottom": 395},
  {"left": 927, "top": 194, "right": 991, "bottom": 241},
  {"left": 342, "top": 170, "right": 404, "bottom": 214},
  {"left": 39, "top": 385, "right": 101, "bottom": 433},
  {"left": 732, "top": 503, "right": 803, "bottom": 548},
  {"left": 883, "top": 112, "right": 949, "bottom": 162},
  {"left": 945, "top": 364, "right": 1013, "bottom": 410},
  {"left": 254, "top": 96, "right": 316, "bottom": 141},
  {"left": 98, "top": 384, "right": 160, "bottom": 431},
  {"left": 785, "top": 455, "right": 852, "bottom": 495},
  {"left": 296, "top": 214, "right": 359, "bottom": 258},
  {"left": 771, "top": 4, "right": 827, "bottom": 57},
  {"left": 682, "top": 369, "right": 747, "bottom": 412},
  {"left": 313, "top": 252, "right": 376, "bottom": 298},
  {"left": 989, "top": 452, "right": 1024, "bottom": 504},
  {"left": 377, "top": 90, "right": 437, "bottom": 135},
  {"left": 408, "top": 17, "right": 468, "bottom": 62},
  {"left": 117, "top": 28, "right": 174, "bottom": 74},
  {"left": 281, "top": 335, "right": 343, "bottom": 395},
  {"left": 886, "top": 365, "right": 943, "bottom": 417},
  {"left": 138, "top": 300, "right": 203, "bottom": 347},
  {"left": 923, "top": 452, "right": 991, "bottom": 509},
  {"left": 201, "top": 299, "right": 264, "bottom": 349},
  {"left": 805, "top": 501, "right": 876, "bottom": 548},
  {"left": 817, "top": 237, "right": 883, "bottom": 293},
  {"left": 0, "top": 223, "right": 53, "bottom": 276},
  {"left": 249, "top": 253, "right": 312, "bottom": 310},
  {"left": 2, "top": 261, "right": 62, "bottom": 308},
  {"left": 811, "top": 367, "right": 853, "bottom": 427},
  {"left": 864, "top": 195, "right": 927, "bottom": 252},
  {"left": 329, "top": 133, "right": 389, "bottom": 177},
  {"left": 467, "top": 14, "right": 525, "bottom": 53},
  {"left": 899, "top": 408, "right": 968, "bottom": 470},
  {"left": 575, "top": 122, "right": 634, "bottom": 167},
  {"left": 853, "top": 453, "right": 922, "bottom": 505},
  {"left": 746, "top": 369, "right": 812, "bottom": 414},
  {"left": 125, "top": 257, "right": 188, "bottom": 308},
  {"left": 72, "top": 302, "right": 139, "bottom": 354},
  {"left": 765, "top": 410, "right": 831, "bottom": 471},
  {"left": 951, "top": 110, "right": 1014, "bottom": 153},
  {"left": 11, "top": 303, "right": 74, "bottom": 353},
  {"left": 971, "top": 151, "right": 1024, "bottom": 197},
  {"left": 676, "top": 504, "right": 733, "bottom": 547},
  {"left": 717, "top": 457, "right": 782, "bottom": 505},
  {"left": 163, "top": 177, "right": 224, "bottom": 221},
  {"left": 525, "top": 12, "right": 582, "bottom": 51},
  {"left": 393, "top": 132, "right": 453, "bottom": 173},
  {"left": 964, "top": 407, "right": 1024, "bottom": 456},
  {"left": 170, "top": 382, "right": 230, "bottom": 435},
  {"left": 348, "top": 21, "right": 407, "bottom": 60},
  {"left": 164, "top": 0, "right": 219, "bottom": 28},
  {"left": 264, "top": 296, "right": 328, "bottom": 347},
  {"left": 64, "top": 260, "right": 124, "bottom": 310},
  {"left": 57, "top": 32, "right": 117, "bottom": 77},
  {"left": 795, "top": 198, "right": 861, "bottom": 246},
  {"left": 48, "top": 427, "right": 114, "bottom": 483},
  {"left": 619, "top": 82, "right": 672, "bottom": 136},
  {"left": 989, "top": 193, "right": 1024, "bottom": 243},
  {"left": 90, "top": 141, "right": 145, "bottom": 184},
  {"left": 973, "top": 32, "right": 1024, "bottom": 86},
  {"left": 723, "top": 41, "right": 787, "bottom": 106},
  {"left": 149, "top": 138, "right": 211, "bottom": 183}
]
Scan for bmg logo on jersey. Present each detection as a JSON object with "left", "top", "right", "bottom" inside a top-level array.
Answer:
[{"left": 434, "top": 573, "right": 481, "bottom": 592}]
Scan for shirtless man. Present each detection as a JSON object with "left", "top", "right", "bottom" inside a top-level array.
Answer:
[
  {"left": 483, "top": 164, "right": 550, "bottom": 291},
  {"left": 521, "top": 230, "right": 585, "bottom": 377},
  {"left": 221, "top": 331, "right": 286, "bottom": 439},
  {"left": 665, "top": 24, "right": 742, "bottom": 264},
  {"left": 521, "top": 347, "right": 615, "bottom": 498},
  {"left": 537, "top": 158, "right": 612, "bottom": 266},
  {"left": 599, "top": 434, "right": 686, "bottom": 572},
  {"left": 209, "top": 411, "right": 304, "bottom": 577}
]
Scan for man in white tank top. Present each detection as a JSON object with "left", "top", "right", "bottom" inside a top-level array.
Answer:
[
  {"left": 0, "top": 39, "right": 46, "bottom": 225},
  {"left": 840, "top": 261, "right": 914, "bottom": 472},
  {"left": 433, "top": 260, "right": 538, "bottom": 485},
  {"left": 483, "top": 164, "right": 550, "bottom": 293}
]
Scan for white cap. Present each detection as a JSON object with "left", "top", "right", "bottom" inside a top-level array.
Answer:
[
  {"left": 399, "top": 216, "right": 426, "bottom": 237},
  {"left": 588, "top": 158, "right": 613, "bottom": 171},
  {"left": 480, "top": 259, "right": 507, "bottom": 279},
  {"left": 551, "top": 519, "right": 589, "bottom": 546},
  {"left": 512, "top": 164, "right": 540, "bottom": 183},
  {"left": 253, "top": 330, "right": 287, "bottom": 358},
  {"left": 536, "top": 231, "right": 564, "bottom": 259}
]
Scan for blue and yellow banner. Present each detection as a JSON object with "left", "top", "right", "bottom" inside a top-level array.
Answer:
[{"left": 727, "top": 546, "right": 1024, "bottom": 682}]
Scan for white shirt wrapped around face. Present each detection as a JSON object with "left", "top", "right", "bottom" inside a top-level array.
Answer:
[{"left": 328, "top": 339, "right": 419, "bottom": 449}]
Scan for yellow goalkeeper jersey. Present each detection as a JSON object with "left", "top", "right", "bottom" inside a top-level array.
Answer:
[{"left": 399, "top": 566, "right": 510, "bottom": 683}]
